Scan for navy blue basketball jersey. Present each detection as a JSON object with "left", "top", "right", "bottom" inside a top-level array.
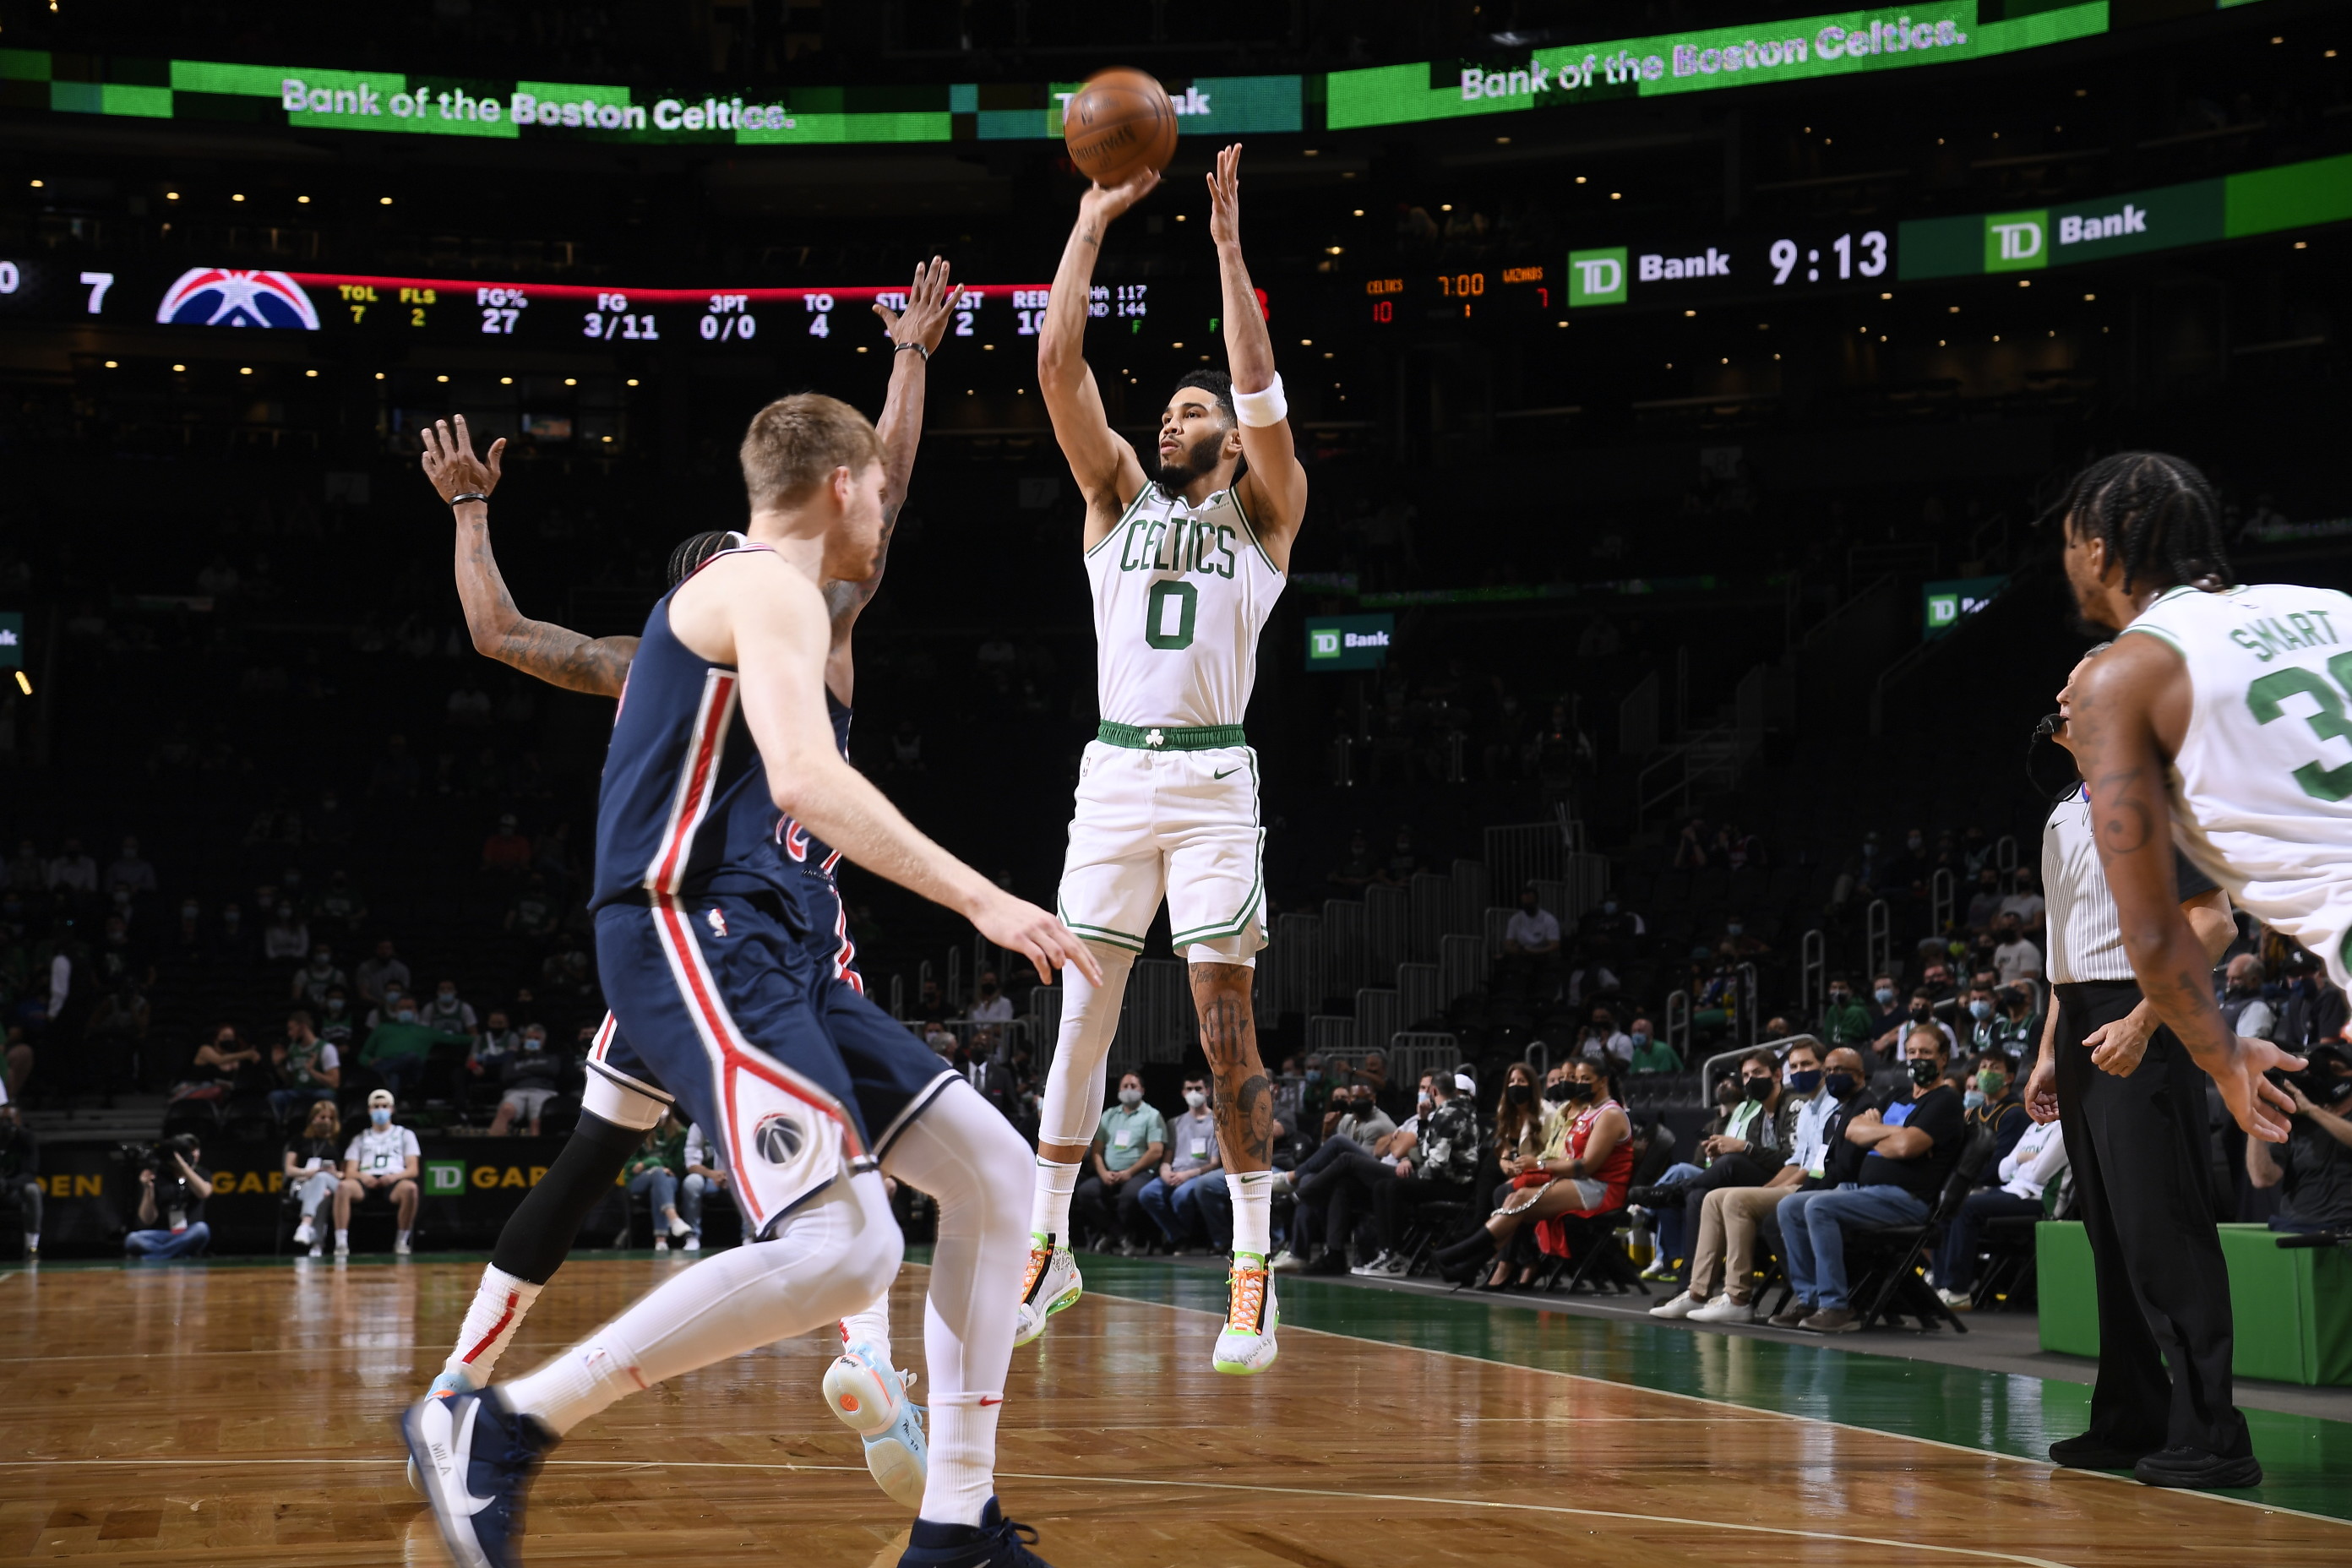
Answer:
[
  {"left": 778, "top": 690, "right": 863, "bottom": 986},
  {"left": 590, "top": 550, "right": 798, "bottom": 918}
]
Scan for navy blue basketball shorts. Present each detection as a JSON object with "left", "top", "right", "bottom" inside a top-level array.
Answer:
[{"left": 591, "top": 892, "right": 953, "bottom": 1234}]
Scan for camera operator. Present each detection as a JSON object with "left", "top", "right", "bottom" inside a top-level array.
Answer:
[
  {"left": 124, "top": 1135, "right": 214, "bottom": 1260},
  {"left": 333, "top": 1088, "right": 421, "bottom": 1255},
  {"left": 283, "top": 1099, "right": 345, "bottom": 1256},
  {"left": 0, "top": 1104, "right": 41, "bottom": 1260},
  {"left": 2246, "top": 1047, "right": 2352, "bottom": 1234}
]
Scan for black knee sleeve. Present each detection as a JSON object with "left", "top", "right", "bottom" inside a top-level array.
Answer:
[{"left": 489, "top": 1112, "right": 643, "bottom": 1285}]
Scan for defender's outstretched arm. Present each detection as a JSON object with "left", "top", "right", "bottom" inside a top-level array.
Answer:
[
  {"left": 1038, "top": 172, "right": 1157, "bottom": 542},
  {"left": 1206, "top": 144, "right": 1308, "bottom": 571},
  {"left": 423, "top": 416, "right": 637, "bottom": 696}
]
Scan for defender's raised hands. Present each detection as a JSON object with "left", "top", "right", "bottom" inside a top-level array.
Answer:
[{"left": 422, "top": 416, "right": 504, "bottom": 506}]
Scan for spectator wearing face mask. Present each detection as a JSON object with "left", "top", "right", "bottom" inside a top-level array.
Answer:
[
  {"left": 1627, "top": 1015, "right": 1681, "bottom": 1074},
  {"left": 1577, "top": 1007, "right": 1633, "bottom": 1070},
  {"left": 2245, "top": 1047, "right": 2352, "bottom": 1235},
  {"left": 1433, "top": 1058, "right": 1634, "bottom": 1284},
  {"left": 1070, "top": 1074, "right": 1166, "bottom": 1255},
  {"left": 269, "top": 1010, "right": 340, "bottom": 1125},
  {"left": 1818, "top": 976, "right": 1873, "bottom": 1051},
  {"left": 1965, "top": 868, "right": 2006, "bottom": 933},
  {"left": 1655, "top": 1042, "right": 1854, "bottom": 1323},
  {"left": 2217, "top": 955, "right": 2276, "bottom": 1043},
  {"left": 1962, "top": 983, "right": 2006, "bottom": 1054},
  {"left": 1862, "top": 973, "right": 1908, "bottom": 1059},
  {"left": 1137, "top": 1076, "right": 1228, "bottom": 1253},
  {"left": 1991, "top": 915, "right": 2044, "bottom": 988},
  {"left": 335, "top": 1089, "right": 421, "bottom": 1255},
  {"left": 1963, "top": 1050, "right": 2029, "bottom": 1169},
  {"left": 262, "top": 902, "right": 309, "bottom": 962},
  {"left": 1492, "top": 1064, "right": 1544, "bottom": 1173},
  {"left": 423, "top": 978, "right": 477, "bottom": 1036},
  {"left": 358, "top": 990, "right": 466, "bottom": 1103},
  {"left": 1934, "top": 1110, "right": 2070, "bottom": 1312},
  {"left": 2275, "top": 950, "right": 2349, "bottom": 1056},
  {"left": 1357, "top": 1071, "right": 1483, "bottom": 1277},
  {"left": 1992, "top": 983, "right": 2043, "bottom": 1064},
  {"left": 291, "top": 945, "right": 347, "bottom": 1009},
  {"left": 283, "top": 1098, "right": 346, "bottom": 1256},
  {"left": 469, "top": 1010, "right": 521, "bottom": 1078},
  {"left": 315, "top": 986, "right": 357, "bottom": 1052},
  {"left": 1637, "top": 1049, "right": 1797, "bottom": 1282},
  {"left": 353, "top": 939, "right": 411, "bottom": 1008},
  {"left": 1274, "top": 1083, "right": 1402, "bottom": 1273},
  {"left": 967, "top": 970, "right": 1014, "bottom": 1026},
  {"left": 1772, "top": 1023, "right": 1965, "bottom": 1332},
  {"left": 1718, "top": 915, "right": 1768, "bottom": 961},
  {"left": 487, "top": 1026, "right": 561, "bottom": 1135}
]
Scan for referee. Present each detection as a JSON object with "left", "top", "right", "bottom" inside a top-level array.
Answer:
[{"left": 2023, "top": 646, "right": 2256, "bottom": 1489}]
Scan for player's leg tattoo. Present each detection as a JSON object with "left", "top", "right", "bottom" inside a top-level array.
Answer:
[{"left": 1190, "top": 961, "right": 1272, "bottom": 1170}]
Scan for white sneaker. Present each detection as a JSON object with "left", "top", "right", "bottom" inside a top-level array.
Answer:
[
  {"left": 293, "top": 1219, "right": 315, "bottom": 1248},
  {"left": 1212, "top": 1257, "right": 1278, "bottom": 1375},
  {"left": 1012, "top": 1236, "right": 1082, "bottom": 1348},
  {"left": 654, "top": 1236, "right": 669, "bottom": 1253},
  {"left": 334, "top": 1239, "right": 350, "bottom": 1257},
  {"left": 667, "top": 1212, "right": 694, "bottom": 1241},
  {"left": 1349, "top": 1251, "right": 1392, "bottom": 1277},
  {"left": 684, "top": 1233, "right": 701, "bottom": 1251},
  {"left": 395, "top": 1237, "right": 412, "bottom": 1256},
  {"left": 1688, "top": 1293, "right": 1759, "bottom": 1325},
  {"left": 1267, "top": 1248, "right": 1304, "bottom": 1274},
  {"left": 823, "top": 1341, "right": 927, "bottom": 1510},
  {"left": 1639, "top": 1255, "right": 1674, "bottom": 1281},
  {"left": 307, "top": 1244, "right": 323, "bottom": 1259},
  {"left": 1936, "top": 1288, "right": 1974, "bottom": 1311},
  {"left": 1648, "top": 1289, "right": 1703, "bottom": 1320}
]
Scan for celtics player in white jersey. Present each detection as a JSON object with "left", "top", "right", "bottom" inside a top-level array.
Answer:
[
  {"left": 2050, "top": 452, "right": 2334, "bottom": 1146},
  {"left": 1024, "top": 144, "right": 1307, "bottom": 1374}
]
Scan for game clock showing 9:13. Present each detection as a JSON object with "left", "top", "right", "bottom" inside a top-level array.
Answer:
[{"left": 1769, "top": 228, "right": 1889, "bottom": 286}]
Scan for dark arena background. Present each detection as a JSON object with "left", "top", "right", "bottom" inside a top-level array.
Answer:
[{"left": 2, "top": 1, "right": 2350, "bottom": 1563}]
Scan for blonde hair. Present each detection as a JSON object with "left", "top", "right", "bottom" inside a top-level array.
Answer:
[{"left": 739, "top": 394, "right": 883, "bottom": 511}]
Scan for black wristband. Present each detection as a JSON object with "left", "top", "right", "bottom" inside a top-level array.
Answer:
[
  {"left": 450, "top": 492, "right": 490, "bottom": 507},
  {"left": 893, "top": 341, "right": 929, "bottom": 362}
]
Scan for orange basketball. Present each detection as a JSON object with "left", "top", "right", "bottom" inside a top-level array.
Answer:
[{"left": 1062, "top": 67, "right": 1179, "bottom": 189}]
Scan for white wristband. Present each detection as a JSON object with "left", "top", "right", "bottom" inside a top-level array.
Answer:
[{"left": 1232, "top": 373, "right": 1287, "bottom": 428}]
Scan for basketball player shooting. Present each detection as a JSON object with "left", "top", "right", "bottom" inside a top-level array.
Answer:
[
  {"left": 2030, "top": 453, "right": 2337, "bottom": 1143},
  {"left": 1023, "top": 144, "right": 1307, "bottom": 1375}
]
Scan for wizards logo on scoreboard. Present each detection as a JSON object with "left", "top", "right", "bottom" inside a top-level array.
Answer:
[{"left": 155, "top": 268, "right": 321, "bottom": 329}]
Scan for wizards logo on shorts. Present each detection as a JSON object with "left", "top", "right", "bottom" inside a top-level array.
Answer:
[
  {"left": 753, "top": 1112, "right": 805, "bottom": 1166},
  {"left": 155, "top": 268, "right": 321, "bottom": 329}
]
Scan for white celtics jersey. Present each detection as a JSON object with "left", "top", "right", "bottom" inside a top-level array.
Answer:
[
  {"left": 1084, "top": 482, "right": 1284, "bottom": 729},
  {"left": 2125, "top": 581, "right": 2352, "bottom": 987}
]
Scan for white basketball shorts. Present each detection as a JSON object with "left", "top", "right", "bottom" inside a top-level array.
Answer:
[{"left": 1055, "top": 740, "right": 1267, "bottom": 958}]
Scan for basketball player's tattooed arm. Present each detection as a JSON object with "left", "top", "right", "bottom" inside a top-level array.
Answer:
[
  {"left": 819, "top": 256, "right": 957, "bottom": 701},
  {"left": 423, "top": 416, "right": 638, "bottom": 697},
  {"left": 1190, "top": 964, "right": 1276, "bottom": 1170},
  {"left": 699, "top": 553, "right": 1102, "bottom": 988},
  {"left": 1206, "top": 144, "right": 1309, "bottom": 572},
  {"left": 2071, "top": 640, "right": 2304, "bottom": 1141},
  {"left": 1039, "top": 170, "right": 1156, "bottom": 551}
]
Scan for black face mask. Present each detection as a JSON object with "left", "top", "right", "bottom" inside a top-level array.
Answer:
[
  {"left": 1908, "top": 1058, "right": 1945, "bottom": 1088},
  {"left": 1741, "top": 1075, "right": 1773, "bottom": 1102},
  {"left": 1507, "top": 1083, "right": 1533, "bottom": 1106},
  {"left": 1543, "top": 1081, "right": 1573, "bottom": 1104},
  {"left": 1823, "top": 1070, "right": 1858, "bottom": 1100},
  {"left": 1908, "top": 1004, "right": 1931, "bottom": 1021}
]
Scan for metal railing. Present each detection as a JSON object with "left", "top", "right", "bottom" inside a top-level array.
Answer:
[
  {"left": 1305, "top": 1015, "right": 1356, "bottom": 1059},
  {"left": 1450, "top": 858, "right": 1490, "bottom": 937},
  {"left": 1355, "top": 987, "right": 1400, "bottom": 1055},
  {"left": 1322, "top": 897, "right": 1370, "bottom": 998},
  {"left": 1366, "top": 884, "right": 1408, "bottom": 975},
  {"left": 1106, "top": 958, "right": 1195, "bottom": 1076},
  {"left": 1439, "top": 933, "right": 1485, "bottom": 1006},
  {"left": 1388, "top": 1033, "right": 1462, "bottom": 1090},
  {"left": 1737, "top": 961, "right": 1760, "bottom": 1046},
  {"left": 1665, "top": 988, "right": 1690, "bottom": 1054},
  {"left": 1407, "top": 872, "right": 1451, "bottom": 964},
  {"left": 1866, "top": 898, "right": 1892, "bottom": 981},
  {"left": 1396, "top": 961, "right": 1440, "bottom": 1030},
  {"left": 1264, "top": 911, "right": 1323, "bottom": 1021},
  {"left": 1484, "top": 819, "right": 1571, "bottom": 901},
  {"left": 1801, "top": 928, "right": 1826, "bottom": 1018},
  {"left": 1931, "top": 867, "right": 1954, "bottom": 936}
]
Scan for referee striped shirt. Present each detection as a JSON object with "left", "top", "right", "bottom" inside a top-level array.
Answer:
[{"left": 2040, "top": 787, "right": 2217, "bottom": 984}]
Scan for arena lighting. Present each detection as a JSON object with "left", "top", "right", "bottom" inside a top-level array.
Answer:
[
  {"left": 14, "top": 672, "right": 29, "bottom": 696},
  {"left": 436, "top": 374, "right": 449, "bottom": 382},
  {"left": 231, "top": 193, "right": 244, "bottom": 202},
  {"left": 1440, "top": 204, "right": 1452, "bottom": 211},
  {"left": 103, "top": 359, "right": 117, "bottom": 368},
  {"left": 297, "top": 195, "right": 310, "bottom": 204},
  {"left": 172, "top": 363, "right": 185, "bottom": 372},
  {"left": 626, "top": 378, "right": 639, "bottom": 385},
  {"left": 2018, "top": 279, "right": 2031, "bottom": 287},
  {"left": 1575, "top": 176, "right": 1587, "bottom": 184},
  {"left": 374, "top": 371, "right": 384, "bottom": 379},
  {"left": 1299, "top": 338, "right": 1312, "bottom": 346},
  {"left": 1880, "top": 291, "right": 1892, "bottom": 300},
  {"left": 304, "top": 368, "right": 318, "bottom": 378},
  {"left": 379, "top": 195, "right": 393, "bottom": 204},
  {"left": 1352, "top": 209, "right": 1364, "bottom": 215},
  {"left": 856, "top": 345, "right": 868, "bottom": 352},
  {"left": 2083, "top": 292, "right": 2096, "bottom": 301},
  {"left": 1495, "top": 136, "right": 1511, "bottom": 144},
  {"left": 28, "top": 178, "right": 41, "bottom": 188},
  {"left": 1683, "top": 309, "right": 1696, "bottom": 318},
  {"left": 1173, "top": 214, "right": 1185, "bottom": 221},
  {"left": 1610, "top": 192, "right": 1621, "bottom": 200},
  {"left": 563, "top": 377, "right": 576, "bottom": 386},
  {"left": 499, "top": 376, "right": 513, "bottom": 384},
  {"left": 166, "top": 191, "right": 178, "bottom": 199}
]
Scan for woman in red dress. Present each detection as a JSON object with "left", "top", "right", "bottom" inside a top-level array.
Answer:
[{"left": 1434, "top": 1057, "right": 1633, "bottom": 1283}]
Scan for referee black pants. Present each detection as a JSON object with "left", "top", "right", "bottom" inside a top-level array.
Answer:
[{"left": 2053, "top": 981, "right": 2250, "bottom": 1458}]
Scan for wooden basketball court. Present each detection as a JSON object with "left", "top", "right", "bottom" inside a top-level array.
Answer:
[{"left": 3, "top": 1252, "right": 2347, "bottom": 1565}]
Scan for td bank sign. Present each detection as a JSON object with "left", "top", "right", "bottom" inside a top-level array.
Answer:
[{"left": 1978, "top": 180, "right": 2225, "bottom": 273}]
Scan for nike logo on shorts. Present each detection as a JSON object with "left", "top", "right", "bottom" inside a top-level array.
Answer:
[
  {"left": 1212, "top": 767, "right": 1240, "bottom": 780},
  {"left": 979, "top": 1395, "right": 1004, "bottom": 1407}
]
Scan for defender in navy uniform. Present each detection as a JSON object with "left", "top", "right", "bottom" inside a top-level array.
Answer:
[
  {"left": 415, "top": 264, "right": 960, "bottom": 1512},
  {"left": 402, "top": 390, "right": 1095, "bottom": 1568}
]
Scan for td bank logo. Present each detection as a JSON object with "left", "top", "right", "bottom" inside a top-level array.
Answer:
[
  {"left": 1926, "top": 592, "right": 1962, "bottom": 629},
  {"left": 1984, "top": 210, "right": 2048, "bottom": 273},
  {"left": 423, "top": 1159, "right": 467, "bottom": 1196},
  {"left": 1309, "top": 629, "right": 1342, "bottom": 660},
  {"left": 1567, "top": 247, "right": 1628, "bottom": 307}
]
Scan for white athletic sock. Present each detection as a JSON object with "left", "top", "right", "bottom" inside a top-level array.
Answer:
[
  {"left": 1229, "top": 1170, "right": 1273, "bottom": 1260},
  {"left": 1029, "top": 1157, "right": 1081, "bottom": 1245},
  {"left": 335, "top": 1229, "right": 348, "bottom": 1249},
  {"left": 505, "top": 1172, "right": 898, "bottom": 1440},
  {"left": 880, "top": 1081, "right": 1028, "bottom": 1530},
  {"left": 445, "top": 1264, "right": 543, "bottom": 1381},
  {"left": 24, "top": 1233, "right": 35, "bottom": 1251},
  {"left": 839, "top": 1294, "right": 892, "bottom": 1364},
  {"left": 923, "top": 1398, "right": 1000, "bottom": 1527},
  {"left": 396, "top": 1228, "right": 412, "bottom": 1246}
]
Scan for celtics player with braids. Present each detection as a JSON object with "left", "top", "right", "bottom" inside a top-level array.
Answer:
[
  {"left": 2039, "top": 451, "right": 2340, "bottom": 1148},
  {"left": 1027, "top": 144, "right": 1307, "bottom": 1374}
]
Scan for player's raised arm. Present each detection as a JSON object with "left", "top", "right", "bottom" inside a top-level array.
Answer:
[
  {"left": 423, "top": 416, "right": 638, "bottom": 697},
  {"left": 711, "top": 553, "right": 1100, "bottom": 988},
  {"left": 2070, "top": 638, "right": 2305, "bottom": 1141},
  {"left": 1038, "top": 171, "right": 1157, "bottom": 542},
  {"left": 1206, "top": 144, "right": 1308, "bottom": 572}
]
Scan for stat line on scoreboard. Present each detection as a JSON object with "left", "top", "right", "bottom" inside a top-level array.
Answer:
[{"left": 287, "top": 275, "right": 1053, "bottom": 306}]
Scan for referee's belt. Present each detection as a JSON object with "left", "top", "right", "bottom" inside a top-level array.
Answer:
[{"left": 1096, "top": 721, "right": 1247, "bottom": 751}]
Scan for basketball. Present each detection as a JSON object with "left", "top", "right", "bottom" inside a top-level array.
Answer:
[{"left": 1062, "top": 66, "right": 1179, "bottom": 188}]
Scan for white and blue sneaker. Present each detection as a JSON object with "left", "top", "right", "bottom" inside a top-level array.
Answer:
[
  {"left": 407, "top": 1366, "right": 481, "bottom": 1492},
  {"left": 822, "top": 1340, "right": 928, "bottom": 1510},
  {"left": 1011, "top": 1236, "right": 1081, "bottom": 1348},
  {"left": 399, "top": 1385, "right": 553, "bottom": 1568},
  {"left": 897, "top": 1497, "right": 1053, "bottom": 1567}
]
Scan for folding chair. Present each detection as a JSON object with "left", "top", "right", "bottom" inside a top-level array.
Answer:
[{"left": 1843, "top": 1127, "right": 1996, "bottom": 1333}]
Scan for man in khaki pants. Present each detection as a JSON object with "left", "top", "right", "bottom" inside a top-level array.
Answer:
[{"left": 1652, "top": 1042, "right": 1867, "bottom": 1323}]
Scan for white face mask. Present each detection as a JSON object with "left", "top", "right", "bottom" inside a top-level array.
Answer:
[
  {"left": 1184, "top": 1089, "right": 1207, "bottom": 1110},
  {"left": 1118, "top": 1086, "right": 1142, "bottom": 1108}
]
